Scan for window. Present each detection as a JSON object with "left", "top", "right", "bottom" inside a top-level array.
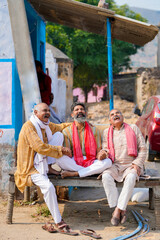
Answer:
[
  {"left": 146, "top": 99, "right": 155, "bottom": 115},
  {"left": 141, "top": 100, "right": 150, "bottom": 115}
]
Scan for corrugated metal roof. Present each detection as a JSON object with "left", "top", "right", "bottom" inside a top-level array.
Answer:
[{"left": 28, "top": 0, "right": 159, "bottom": 46}]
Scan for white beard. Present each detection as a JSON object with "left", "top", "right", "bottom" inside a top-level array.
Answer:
[{"left": 74, "top": 116, "right": 86, "bottom": 123}]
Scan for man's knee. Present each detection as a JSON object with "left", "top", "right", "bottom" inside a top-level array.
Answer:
[
  {"left": 50, "top": 132, "right": 64, "bottom": 146},
  {"left": 53, "top": 132, "right": 64, "bottom": 140},
  {"left": 102, "top": 172, "right": 113, "bottom": 184},
  {"left": 46, "top": 181, "right": 56, "bottom": 193},
  {"left": 125, "top": 173, "right": 136, "bottom": 185},
  {"left": 103, "top": 158, "right": 112, "bottom": 168}
]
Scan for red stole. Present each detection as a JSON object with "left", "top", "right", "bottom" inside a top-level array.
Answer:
[
  {"left": 107, "top": 123, "right": 137, "bottom": 162},
  {"left": 72, "top": 121, "right": 97, "bottom": 167}
]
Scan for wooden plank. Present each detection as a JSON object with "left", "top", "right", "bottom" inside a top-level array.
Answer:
[
  {"left": 28, "top": 0, "right": 158, "bottom": 46},
  {"left": 48, "top": 175, "right": 160, "bottom": 188}
]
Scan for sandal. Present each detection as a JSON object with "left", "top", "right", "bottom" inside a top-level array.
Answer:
[
  {"left": 56, "top": 220, "right": 78, "bottom": 236},
  {"left": 80, "top": 229, "right": 102, "bottom": 239},
  {"left": 120, "top": 211, "right": 127, "bottom": 224},
  {"left": 42, "top": 222, "right": 57, "bottom": 233},
  {"left": 111, "top": 216, "right": 120, "bottom": 226}
]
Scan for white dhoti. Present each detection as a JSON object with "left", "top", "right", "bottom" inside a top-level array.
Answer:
[
  {"left": 30, "top": 116, "right": 63, "bottom": 224},
  {"left": 102, "top": 172, "right": 137, "bottom": 210},
  {"left": 32, "top": 132, "right": 64, "bottom": 224},
  {"left": 48, "top": 132, "right": 112, "bottom": 177},
  {"left": 31, "top": 173, "right": 61, "bottom": 224}
]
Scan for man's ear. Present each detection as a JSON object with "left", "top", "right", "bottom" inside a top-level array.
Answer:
[
  {"left": 71, "top": 112, "right": 74, "bottom": 118},
  {"left": 34, "top": 110, "right": 37, "bottom": 115}
]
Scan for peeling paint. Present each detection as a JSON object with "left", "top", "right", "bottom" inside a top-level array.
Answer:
[{"left": 0, "top": 129, "right": 15, "bottom": 197}]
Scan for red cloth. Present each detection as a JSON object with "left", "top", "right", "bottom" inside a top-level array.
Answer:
[
  {"left": 38, "top": 71, "right": 51, "bottom": 105},
  {"left": 72, "top": 121, "right": 97, "bottom": 167},
  {"left": 107, "top": 123, "right": 137, "bottom": 162}
]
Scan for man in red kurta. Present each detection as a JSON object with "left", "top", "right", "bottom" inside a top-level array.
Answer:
[{"left": 35, "top": 60, "right": 51, "bottom": 105}]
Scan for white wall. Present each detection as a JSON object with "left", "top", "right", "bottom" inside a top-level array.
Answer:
[
  {"left": 0, "top": 0, "right": 15, "bottom": 58},
  {"left": 0, "top": 0, "right": 16, "bottom": 197},
  {"left": 46, "top": 49, "right": 66, "bottom": 121},
  {"left": 57, "top": 79, "right": 66, "bottom": 122}
]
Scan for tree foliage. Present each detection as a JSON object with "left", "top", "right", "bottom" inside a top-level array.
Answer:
[{"left": 46, "top": 0, "right": 147, "bottom": 102}]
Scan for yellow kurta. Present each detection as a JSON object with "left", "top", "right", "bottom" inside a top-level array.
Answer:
[
  {"left": 62, "top": 123, "right": 102, "bottom": 155},
  {"left": 15, "top": 120, "right": 70, "bottom": 192}
]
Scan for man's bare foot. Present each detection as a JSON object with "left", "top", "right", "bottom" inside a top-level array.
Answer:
[
  {"left": 120, "top": 210, "right": 127, "bottom": 224},
  {"left": 61, "top": 170, "right": 79, "bottom": 178},
  {"left": 111, "top": 207, "right": 121, "bottom": 226},
  {"left": 48, "top": 165, "right": 61, "bottom": 175}
]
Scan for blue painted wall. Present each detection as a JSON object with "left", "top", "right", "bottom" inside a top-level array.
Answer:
[{"left": 0, "top": 59, "right": 22, "bottom": 141}]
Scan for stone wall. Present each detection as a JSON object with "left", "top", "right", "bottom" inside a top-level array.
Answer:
[
  {"left": 136, "top": 67, "right": 160, "bottom": 109},
  {"left": 113, "top": 73, "right": 136, "bottom": 102},
  {"left": 0, "top": 129, "right": 15, "bottom": 198},
  {"left": 56, "top": 58, "right": 73, "bottom": 118}
]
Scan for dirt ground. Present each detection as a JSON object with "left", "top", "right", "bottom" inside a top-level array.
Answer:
[
  {"left": 0, "top": 192, "right": 160, "bottom": 240},
  {"left": 0, "top": 98, "right": 160, "bottom": 240}
]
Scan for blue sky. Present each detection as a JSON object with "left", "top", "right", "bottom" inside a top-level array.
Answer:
[{"left": 115, "top": 0, "right": 160, "bottom": 11}]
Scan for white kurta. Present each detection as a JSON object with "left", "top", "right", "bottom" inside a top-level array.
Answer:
[{"left": 102, "top": 124, "right": 147, "bottom": 210}]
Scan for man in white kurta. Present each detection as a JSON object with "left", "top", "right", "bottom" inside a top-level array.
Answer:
[{"left": 100, "top": 109, "right": 147, "bottom": 226}]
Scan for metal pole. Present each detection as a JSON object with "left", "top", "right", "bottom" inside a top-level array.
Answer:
[{"left": 107, "top": 18, "right": 114, "bottom": 110}]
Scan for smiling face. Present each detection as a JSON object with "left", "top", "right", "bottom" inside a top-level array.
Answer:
[
  {"left": 71, "top": 104, "right": 86, "bottom": 123},
  {"left": 34, "top": 103, "right": 50, "bottom": 123},
  {"left": 109, "top": 109, "right": 123, "bottom": 129}
]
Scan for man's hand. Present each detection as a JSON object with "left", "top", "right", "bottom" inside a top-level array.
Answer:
[
  {"left": 62, "top": 147, "right": 72, "bottom": 158},
  {"left": 97, "top": 150, "right": 108, "bottom": 161},
  {"left": 131, "top": 164, "right": 141, "bottom": 176}
]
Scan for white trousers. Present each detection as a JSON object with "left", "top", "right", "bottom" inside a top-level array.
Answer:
[
  {"left": 31, "top": 173, "right": 61, "bottom": 224},
  {"left": 48, "top": 132, "right": 112, "bottom": 177},
  {"left": 102, "top": 172, "right": 136, "bottom": 210}
]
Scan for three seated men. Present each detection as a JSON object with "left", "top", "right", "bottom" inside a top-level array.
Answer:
[{"left": 15, "top": 102, "right": 146, "bottom": 232}]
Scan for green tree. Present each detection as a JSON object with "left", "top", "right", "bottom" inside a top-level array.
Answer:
[{"left": 46, "top": 0, "right": 147, "bottom": 102}]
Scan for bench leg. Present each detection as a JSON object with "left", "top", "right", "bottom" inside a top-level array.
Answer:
[
  {"left": 6, "top": 175, "right": 15, "bottom": 224},
  {"left": 149, "top": 188, "right": 154, "bottom": 210},
  {"left": 6, "top": 192, "right": 15, "bottom": 224},
  {"left": 24, "top": 186, "right": 30, "bottom": 202},
  {"left": 153, "top": 186, "right": 160, "bottom": 230}
]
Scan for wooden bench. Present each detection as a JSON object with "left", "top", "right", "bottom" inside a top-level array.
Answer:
[{"left": 6, "top": 173, "right": 160, "bottom": 229}]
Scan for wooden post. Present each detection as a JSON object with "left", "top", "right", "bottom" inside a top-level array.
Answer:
[
  {"left": 6, "top": 175, "right": 15, "bottom": 224},
  {"left": 24, "top": 186, "right": 30, "bottom": 202}
]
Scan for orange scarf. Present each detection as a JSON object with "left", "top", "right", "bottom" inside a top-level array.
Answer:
[
  {"left": 107, "top": 123, "right": 137, "bottom": 162},
  {"left": 72, "top": 121, "right": 97, "bottom": 167}
]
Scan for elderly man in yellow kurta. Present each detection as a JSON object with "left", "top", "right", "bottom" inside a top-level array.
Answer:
[
  {"left": 15, "top": 103, "right": 78, "bottom": 236},
  {"left": 101, "top": 109, "right": 147, "bottom": 226}
]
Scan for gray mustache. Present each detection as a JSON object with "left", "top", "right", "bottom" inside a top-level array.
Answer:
[
  {"left": 44, "top": 114, "right": 50, "bottom": 118},
  {"left": 113, "top": 115, "right": 120, "bottom": 120}
]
